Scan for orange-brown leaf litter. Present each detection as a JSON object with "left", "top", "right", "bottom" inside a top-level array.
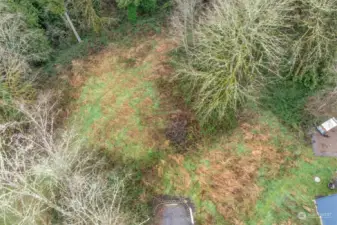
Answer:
[
  {"left": 65, "top": 34, "right": 185, "bottom": 162},
  {"left": 143, "top": 114, "right": 297, "bottom": 224}
]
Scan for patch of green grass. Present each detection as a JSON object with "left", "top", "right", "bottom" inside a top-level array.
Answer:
[
  {"left": 237, "top": 143, "right": 250, "bottom": 155},
  {"left": 73, "top": 63, "right": 163, "bottom": 164},
  {"left": 242, "top": 111, "right": 337, "bottom": 224},
  {"left": 183, "top": 159, "right": 197, "bottom": 172},
  {"left": 251, "top": 155, "right": 337, "bottom": 225},
  {"left": 201, "top": 200, "right": 228, "bottom": 225}
]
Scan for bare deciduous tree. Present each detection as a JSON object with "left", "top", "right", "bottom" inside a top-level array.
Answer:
[
  {"left": 0, "top": 4, "right": 50, "bottom": 100},
  {"left": 0, "top": 93, "right": 141, "bottom": 224}
]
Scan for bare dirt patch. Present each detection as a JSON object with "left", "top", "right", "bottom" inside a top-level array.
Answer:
[
  {"left": 306, "top": 88, "right": 337, "bottom": 118},
  {"left": 165, "top": 112, "right": 189, "bottom": 146}
]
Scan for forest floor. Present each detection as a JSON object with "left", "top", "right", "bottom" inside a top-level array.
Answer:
[{"left": 62, "top": 32, "right": 337, "bottom": 225}]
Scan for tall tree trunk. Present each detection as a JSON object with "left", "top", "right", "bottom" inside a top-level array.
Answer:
[{"left": 64, "top": 11, "right": 82, "bottom": 43}]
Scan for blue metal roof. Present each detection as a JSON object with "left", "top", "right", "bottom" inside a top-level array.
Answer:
[{"left": 315, "top": 194, "right": 337, "bottom": 225}]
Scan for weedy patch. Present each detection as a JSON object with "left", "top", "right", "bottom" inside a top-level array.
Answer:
[
  {"left": 66, "top": 34, "right": 191, "bottom": 164},
  {"left": 143, "top": 111, "right": 307, "bottom": 224}
]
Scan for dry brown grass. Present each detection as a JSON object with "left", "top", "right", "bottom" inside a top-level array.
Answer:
[
  {"left": 195, "top": 123, "right": 293, "bottom": 223},
  {"left": 65, "top": 34, "right": 192, "bottom": 161},
  {"left": 144, "top": 117, "right": 296, "bottom": 224}
]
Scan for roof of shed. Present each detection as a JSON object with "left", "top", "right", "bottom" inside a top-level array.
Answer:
[{"left": 315, "top": 194, "right": 337, "bottom": 225}]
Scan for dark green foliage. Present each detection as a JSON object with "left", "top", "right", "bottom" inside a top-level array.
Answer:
[
  {"left": 139, "top": 0, "right": 157, "bottom": 13},
  {"left": 127, "top": 3, "right": 138, "bottom": 23},
  {"left": 285, "top": 0, "right": 337, "bottom": 90},
  {"left": 8, "top": 0, "right": 65, "bottom": 27},
  {"left": 8, "top": 0, "right": 114, "bottom": 47},
  {"left": 0, "top": 87, "right": 21, "bottom": 122},
  {"left": 43, "top": 36, "right": 108, "bottom": 76},
  {"left": 260, "top": 80, "right": 315, "bottom": 128},
  {"left": 92, "top": 0, "right": 102, "bottom": 15},
  {"left": 0, "top": 5, "right": 50, "bottom": 121},
  {"left": 118, "top": 0, "right": 159, "bottom": 23},
  {"left": 7, "top": 0, "right": 70, "bottom": 48}
]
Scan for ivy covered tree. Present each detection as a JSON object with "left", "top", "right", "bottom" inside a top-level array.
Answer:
[
  {"left": 0, "top": 2, "right": 51, "bottom": 121},
  {"left": 6, "top": 0, "right": 111, "bottom": 47},
  {"left": 116, "top": 0, "right": 157, "bottom": 23}
]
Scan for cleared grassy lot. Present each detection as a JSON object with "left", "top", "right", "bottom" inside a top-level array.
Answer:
[
  {"left": 68, "top": 35, "right": 337, "bottom": 225},
  {"left": 69, "top": 38, "right": 173, "bottom": 164}
]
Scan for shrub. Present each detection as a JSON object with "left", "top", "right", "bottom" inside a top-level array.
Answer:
[
  {"left": 172, "top": 0, "right": 292, "bottom": 127},
  {"left": 68, "top": 0, "right": 105, "bottom": 33},
  {"left": 261, "top": 81, "right": 315, "bottom": 128},
  {"left": 172, "top": 0, "right": 337, "bottom": 127},
  {"left": 0, "top": 9, "right": 51, "bottom": 63},
  {"left": 286, "top": 0, "right": 337, "bottom": 89},
  {"left": 117, "top": 0, "right": 158, "bottom": 23},
  {"left": 0, "top": 5, "right": 51, "bottom": 114},
  {"left": 9, "top": 0, "right": 117, "bottom": 45},
  {"left": 0, "top": 93, "right": 143, "bottom": 224},
  {"left": 127, "top": 3, "right": 138, "bottom": 23},
  {"left": 139, "top": 0, "right": 157, "bottom": 13},
  {"left": 7, "top": 0, "right": 69, "bottom": 46}
]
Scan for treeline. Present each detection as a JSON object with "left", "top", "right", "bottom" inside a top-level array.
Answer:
[
  {"left": 0, "top": 0, "right": 168, "bottom": 123},
  {"left": 0, "top": 1, "right": 165, "bottom": 224}
]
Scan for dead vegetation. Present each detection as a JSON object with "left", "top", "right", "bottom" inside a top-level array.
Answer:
[
  {"left": 0, "top": 93, "right": 140, "bottom": 224},
  {"left": 144, "top": 116, "right": 296, "bottom": 224},
  {"left": 57, "top": 31, "right": 306, "bottom": 224},
  {"left": 306, "top": 88, "right": 337, "bottom": 118},
  {"left": 197, "top": 123, "right": 294, "bottom": 223},
  {"left": 65, "top": 34, "right": 199, "bottom": 157}
]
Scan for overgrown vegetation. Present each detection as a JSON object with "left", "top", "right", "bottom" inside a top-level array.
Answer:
[
  {"left": 261, "top": 81, "right": 315, "bottom": 128},
  {"left": 0, "top": 94, "right": 144, "bottom": 224},
  {"left": 172, "top": 0, "right": 337, "bottom": 128},
  {"left": 0, "top": 0, "right": 166, "bottom": 120},
  {"left": 144, "top": 110, "right": 337, "bottom": 224},
  {"left": 1, "top": 0, "right": 337, "bottom": 224},
  {"left": 286, "top": 0, "right": 337, "bottom": 88},
  {"left": 0, "top": 3, "right": 51, "bottom": 122},
  {"left": 0, "top": 1, "right": 167, "bottom": 223}
]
